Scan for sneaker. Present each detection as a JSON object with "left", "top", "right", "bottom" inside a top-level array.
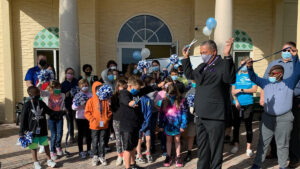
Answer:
[
  {"left": 47, "top": 159, "right": 56, "bottom": 168},
  {"left": 146, "top": 153, "right": 153, "bottom": 163},
  {"left": 116, "top": 155, "right": 123, "bottom": 166},
  {"left": 87, "top": 150, "right": 93, "bottom": 158},
  {"left": 109, "top": 134, "right": 115, "bottom": 141},
  {"left": 184, "top": 152, "right": 192, "bottom": 162},
  {"left": 130, "top": 163, "right": 144, "bottom": 169},
  {"left": 56, "top": 147, "right": 63, "bottom": 156},
  {"left": 92, "top": 156, "right": 99, "bottom": 166},
  {"left": 163, "top": 155, "right": 172, "bottom": 167},
  {"left": 39, "top": 146, "right": 45, "bottom": 154},
  {"left": 79, "top": 151, "right": 87, "bottom": 159},
  {"left": 175, "top": 156, "right": 183, "bottom": 167},
  {"left": 231, "top": 146, "right": 239, "bottom": 154},
  {"left": 135, "top": 154, "right": 146, "bottom": 163},
  {"left": 162, "top": 152, "right": 167, "bottom": 157},
  {"left": 33, "top": 162, "right": 42, "bottom": 169},
  {"left": 50, "top": 152, "right": 57, "bottom": 160},
  {"left": 99, "top": 156, "right": 108, "bottom": 166},
  {"left": 246, "top": 149, "right": 253, "bottom": 157}
]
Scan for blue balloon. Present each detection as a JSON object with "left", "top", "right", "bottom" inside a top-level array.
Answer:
[
  {"left": 206, "top": 17, "right": 217, "bottom": 30},
  {"left": 133, "top": 51, "right": 142, "bottom": 60}
]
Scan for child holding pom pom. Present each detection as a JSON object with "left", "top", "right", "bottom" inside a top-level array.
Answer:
[
  {"left": 84, "top": 82, "right": 112, "bottom": 166},
  {"left": 72, "top": 79, "right": 93, "bottom": 158},
  {"left": 19, "top": 86, "right": 62, "bottom": 169}
]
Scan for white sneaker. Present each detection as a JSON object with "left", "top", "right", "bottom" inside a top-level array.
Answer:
[
  {"left": 99, "top": 157, "right": 108, "bottom": 166},
  {"left": 79, "top": 151, "right": 87, "bottom": 159},
  {"left": 246, "top": 149, "right": 253, "bottom": 157},
  {"left": 56, "top": 148, "right": 63, "bottom": 156},
  {"left": 33, "top": 162, "right": 42, "bottom": 169},
  {"left": 47, "top": 159, "right": 56, "bottom": 168},
  {"left": 116, "top": 155, "right": 123, "bottom": 166},
  {"left": 50, "top": 152, "right": 57, "bottom": 160},
  {"left": 92, "top": 156, "right": 99, "bottom": 166},
  {"left": 39, "top": 146, "right": 45, "bottom": 154},
  {"left": 231, "top": 146, "right": 239, "bottom": 154}
]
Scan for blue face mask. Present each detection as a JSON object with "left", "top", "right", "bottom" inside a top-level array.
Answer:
[
  {"left": 241, "top": 66, "right": 248, "bottom": 72},
  {"left": 282, "top": 51, "right": 292, "bottom": 60},
  {"left": 202, "top": 54, "right": 212, "bottom": 63},
  {"left": 133, "top": 69, "right": 139, "bottom": 75},
  {"left": 108, "top": 74, "right": 115, "bottom": 81},
  {"left": 268, "top": 76, "right": 277, "bottom": 83},
  {"left": 192, "top": 83, "right": 196, "bottom": 88},
  {"left": 171, "top": 75, "right": 178, "bottom": 81},
  {"left": 130, "top": 88, "right": 139, "bottom": 95},
  {"left": 152, "top": 66, "right": 159, "bottom": 72}
]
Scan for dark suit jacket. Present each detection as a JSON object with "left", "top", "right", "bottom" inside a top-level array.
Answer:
[{"left": 182, "top": 56, "right": 236, "bottom": 120}]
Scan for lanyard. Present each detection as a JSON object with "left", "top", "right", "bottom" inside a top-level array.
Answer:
[{"left": 99, "top": 100, "right": 102, "bottom": 119}]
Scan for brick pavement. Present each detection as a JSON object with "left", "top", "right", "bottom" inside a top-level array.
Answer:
[{"left": 0, "top": 122, "right": 299, "bottom": 169}]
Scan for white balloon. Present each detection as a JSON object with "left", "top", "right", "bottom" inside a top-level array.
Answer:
[
  {"left": 141, "top": 48, "right": 151, "bottom": 59},
  {"left": 203, "top": 26, "right": 212, "bottom": 36}
]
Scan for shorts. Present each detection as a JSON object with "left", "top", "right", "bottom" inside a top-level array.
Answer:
[
  {"left": 28, "top": 136, "right": 49, "bottom": 150},
  {"left": 121, "top": 131, "right": 139, "bottom": 151},
  {"left": 139, "top": 129, "right": 151, "bottom": 138},
  {"left": 182, "top": 122, "right": 196, "bottom": 137}
]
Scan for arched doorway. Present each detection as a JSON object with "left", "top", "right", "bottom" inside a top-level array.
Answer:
[{"left": 117, "top": 15, "right": 176, "bottom": 71}]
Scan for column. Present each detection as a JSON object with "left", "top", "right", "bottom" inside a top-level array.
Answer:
[
  {"left": 214, "top": 0, "right": 233, "bottom": 56},
  {"left": 1, "top": 0, "right": 15, "bottom": 123},
  {"left": 59, "top": 0, "right": 80, "bottom": 81},
  {"left": 297, "top": 0, "right": 300, "bottom": 46}
]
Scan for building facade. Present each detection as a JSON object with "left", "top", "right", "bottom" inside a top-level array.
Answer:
[{"left": 0, "top": 0, "right": 298, "bottom": 123}]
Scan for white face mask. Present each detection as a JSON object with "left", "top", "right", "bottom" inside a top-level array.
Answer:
[
  {"left": 110, "top": 66, "right": 117, "bottom": 70},
  {"left": 81, "top": 86, "right": 89, "bottom": 92},
  {"left": 201, "top": 54, "right": 212, "bottom": 63}
]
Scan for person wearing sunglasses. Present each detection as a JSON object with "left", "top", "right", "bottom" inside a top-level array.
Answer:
[
  {"left": 259, "top": 42, "right": 300, "bottom": 167},
  {"left": 246, "top": 54, "right": 300, "bottom": 169}
]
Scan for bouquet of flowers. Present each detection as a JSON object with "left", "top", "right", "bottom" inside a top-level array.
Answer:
[
  {"left": 187, "top": 94, "right": 195, "bottom": 108},
  {"left": 137, "top": 60, "right": 151, "bottom": 70},
  {"left": 70, "top": 86, "right": 80, "bottom": 97},
  {"left": 96, "top": 84, "right": 113, "bottom": 100},
  {"left": 73, "top": 92, "right": 89, "bottom": 106},
  {"left": 18, "top": 131, "right": 33, "bottom": 148},
  {"left": 38, "top": 69, "right": 54, "bottom": 83}
]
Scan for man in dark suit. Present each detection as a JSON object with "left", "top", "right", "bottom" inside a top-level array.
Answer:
[{"left": 181, "top": 38, "right": 236, "bottom": 169}]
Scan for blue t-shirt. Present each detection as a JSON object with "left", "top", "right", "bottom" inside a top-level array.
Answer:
[
  {"left": 232, "top": 73, "right": 256, "bottom": 106},
  {"left": 24, "top": 66, "right": 41, "bottom": 86}
]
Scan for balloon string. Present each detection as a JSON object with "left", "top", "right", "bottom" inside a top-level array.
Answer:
[{"left": 236, "top": 47, "right": 291, "bottom": 72}]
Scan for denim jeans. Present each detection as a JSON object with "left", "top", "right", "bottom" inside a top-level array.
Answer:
[
  {"left": 48, "top": 119, "right": 63, "bottom": 152},
  {"left": 91, "top": 129, "right": 106, "bottom": 157}
]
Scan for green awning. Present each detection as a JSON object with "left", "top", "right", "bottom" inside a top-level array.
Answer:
[
  {"left": 233, "top": 29, "right": 253, "bottom": 51},
  {"left": 33, "top": 27, "right": 59, "bottom": 48}
]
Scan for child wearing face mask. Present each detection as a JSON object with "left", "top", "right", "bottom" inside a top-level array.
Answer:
[
  {"left": 159, "top": 85, "right": 187, "bottom": 167},
  {"left": 40, "top": 81, "right": 66, "bottom": 160},
  {"left": 19, "top": 86, "right": 59, "bottom": 169},
  {"left": 170, "top": 69, "right": 186, "bottom": 93},
  {"left": 246, "top": 57, "right": 300, "bottom": 169},
  {"left": 72, "top": 79, "right": 93, "bottom": 159}
]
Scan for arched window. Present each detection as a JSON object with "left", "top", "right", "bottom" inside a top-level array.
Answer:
[
  {"left": 118, "top": 15, "right": 172, "bottom": 43},
  {"left": 233, "top": 29, "right": 253, "bottom": 66}
]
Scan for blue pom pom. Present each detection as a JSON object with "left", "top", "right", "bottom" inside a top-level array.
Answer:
[
  {"left": 38, "top": 69, "right": 55, "bottom": 83},
  {"left": 96, "top": 84, "right": 113, "bottom": 100},
  {"left": 170, "top": 54, "right": 180, "bottom": 65},
  {"left": 70, "top": 86, "right": 80, "bottom": 97},
  {"left": 137, "top": 60, "right": 151, "bottom": 70},
  {"left": 187, "top": 94, "right": 195, "bottom": 107},
  {"left": 73, "top": 93, "right": 89, "bottom": 106},
  {"left": 18, "top": 131, "right": 33, "bottom": 148}
]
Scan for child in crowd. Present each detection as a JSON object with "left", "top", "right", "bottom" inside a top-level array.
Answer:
[
  {"left": 119, "top": 76, "right": 145, "bottom": 169},
  {"left": 136, "top": 88, "right": 153, "bottom": 164},
  {"left": 169, "top": 69, "right": 186, "bottom": 93},
  {"left": 246, "top": 56, "right": 300, "bottom": 169},
  {"left": 183, "top": 80, "right": 196, "bottom": 162},
  {"left": 40, "top": 81, "right": 66, "bottom": 160},
  {"left": 110, "top": 78, "right": 128, "bottom": 166},
  {"left": 72, "top": 79, "right": 93, "bottom": 159},
  {"left": 19, "top": 86, "right": 58, "bottom": 169},
  {"left": 159, "top": 85, "right": 187, "bottom": 167},
  {"left": 84, "top": 82, "right": 112, "bottom": 166}
]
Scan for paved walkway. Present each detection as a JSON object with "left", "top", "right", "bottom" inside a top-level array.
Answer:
[{"left": 0, "top": 122, "right": 298, "bottom": 169}]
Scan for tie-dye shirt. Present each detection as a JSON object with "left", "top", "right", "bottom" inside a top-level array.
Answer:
[{"left": 159, "top": 98, "right": 188, "bottom": 136}]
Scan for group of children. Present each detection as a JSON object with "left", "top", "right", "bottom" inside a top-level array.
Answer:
[{"left": 19, "top": 60, "right": 197, "bottom": 169}]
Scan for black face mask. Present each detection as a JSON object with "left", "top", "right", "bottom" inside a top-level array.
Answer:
[
  {"left": 85, "top": 72, "right": 91, "bottom": 76},
  {"left": 39, "top": 60, "right": 47, "bottom": 67},
  {"left": 31, "top": 95, "right": 40, "bottom": 101}
]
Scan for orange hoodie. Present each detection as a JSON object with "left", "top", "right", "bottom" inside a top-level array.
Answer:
[{"left": 84, "top": 81, "right": 112, "bottom": 130}]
